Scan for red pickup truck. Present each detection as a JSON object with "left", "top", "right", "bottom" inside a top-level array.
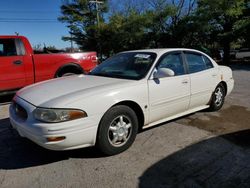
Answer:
[{"left": 0, "top": 36, "right": 97, "bottom": 95}]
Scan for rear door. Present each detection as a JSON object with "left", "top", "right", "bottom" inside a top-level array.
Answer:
[
  {"left": 184, "top": 51, "right": 218, "bottom": 109},
  {"left": 0, "top": 38, "right": 26, "bottom": 91}
]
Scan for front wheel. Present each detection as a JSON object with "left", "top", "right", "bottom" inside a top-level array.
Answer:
[
  {"left": 209, "top": 84, "right": 225, "bottom": 111},
  {"left": 96, "top": 105, "right": 138, "bottom": 155}
]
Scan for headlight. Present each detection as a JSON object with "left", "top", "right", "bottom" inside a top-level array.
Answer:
[{"left": 33, "top": 108, "right": 87, "bottom": 123}]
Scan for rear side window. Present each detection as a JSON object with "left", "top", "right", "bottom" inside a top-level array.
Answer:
[
  {"left": 185, "top": 52, "right": 214, "bottom": 74},
  {"left": 0, "top": 44, "right": 3, "bottom": 53},
  {"left": 202, "top": 55, "right": 214, "bottom": 69},
  {"left": 0, "top": 39, "right": 17, "bottom": 56},
  {"left": 16, "top": 39, "right": 26, "bottom": 56}
]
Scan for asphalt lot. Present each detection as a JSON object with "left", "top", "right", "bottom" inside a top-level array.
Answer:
[{"left": 0, "top": 63, "right": 250, "bottom": 188}]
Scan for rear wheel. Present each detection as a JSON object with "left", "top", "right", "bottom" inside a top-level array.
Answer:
[
  {"left": 56, "top": 65, "right": 83, "bottom": 77},
  {"left": 97, "top": 105, "right": 138, "bottom": 155},
  {"left": 61, "top": 72, "right": 76, "bottom": 77},
  {"left": 209, "top": 84, "right": 225, "bottom": 111}
]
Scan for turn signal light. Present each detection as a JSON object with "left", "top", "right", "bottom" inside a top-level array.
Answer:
[{"left": 46, "top": 136, "right": 66, "bottom": 142}]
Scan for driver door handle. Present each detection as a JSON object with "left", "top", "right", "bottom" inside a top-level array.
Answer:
[{"left": 13, "top": 60, "right": 23, "bottom": 65}]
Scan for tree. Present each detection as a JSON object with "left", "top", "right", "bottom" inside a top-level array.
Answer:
[
  {"left": 98, "top": 10, "right": 151, "bottom": 56},
  {"left": 195, "top": 0, "right": 248, "bottom": 63},
  {"left": 58, "top": 0, "right": 108, "bottom": 52},
  {"left": 58, "top": 0, "right": 249, "bottom": 61},
  {"left": 233, "top": 1, "right": 250, "bottom": 48}
]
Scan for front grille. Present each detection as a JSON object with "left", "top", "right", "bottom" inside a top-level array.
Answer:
[{"left": 13, "top": 101, "right": 28, "bottom": 121}]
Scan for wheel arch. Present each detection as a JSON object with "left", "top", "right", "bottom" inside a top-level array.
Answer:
[
  {"left": 114, "top": 100, "right": 144, "bottom": 129},
  {"left": 100, "top": 100, "right": 145, "bottom": 130},
  {"left": 95, "top": 100, "right": 143, "bottom": 155},
  {"left": 208, "top": 81, "right": 228, "bottom": 106},
  {"left": 55, "top": 63, "right": 84, "bottom": 77},
  {"left": 220, "top": 81, "right": 228, "bottom": 96}
]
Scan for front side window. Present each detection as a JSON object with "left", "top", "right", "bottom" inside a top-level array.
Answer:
[
  {"left": 89, "top": 52, "right": 157, "bottom": 80},
  {"left": 0, "top": 39, "right": 17, "bottom": 56},
  {"left": 156, "top": 53, "right": 185, "bottom": 76}
]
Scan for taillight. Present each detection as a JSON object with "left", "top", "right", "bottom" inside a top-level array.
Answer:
[{"left": 91, "top": 56, "right": 98, "bottom": 63}]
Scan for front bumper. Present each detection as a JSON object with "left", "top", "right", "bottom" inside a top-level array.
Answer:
[{"left": 9, "top": 96, "right": 99, "bottom": 150}]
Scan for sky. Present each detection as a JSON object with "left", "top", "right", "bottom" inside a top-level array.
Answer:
[
  {"left": 0, "top": 0, "right": 70, "bottom": 49},
  {"left": 0, "top": 0, "right": 148, "bottom": 49}
]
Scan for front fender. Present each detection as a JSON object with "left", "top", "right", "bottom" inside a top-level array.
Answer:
[{"left": 69, "top": 81, "right": 149, "bottom": 125}]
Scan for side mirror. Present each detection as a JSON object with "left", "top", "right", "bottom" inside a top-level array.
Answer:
[{"left": 153, "top": 68, "right": 175, "bottom": 79}]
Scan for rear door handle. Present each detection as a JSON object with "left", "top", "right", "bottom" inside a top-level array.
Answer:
[
  {"left": 212, "top": 74, "right": 217, "bottom": 77},
  {"left": 13, "top": 60, "right": 23, "bottom": 65}
]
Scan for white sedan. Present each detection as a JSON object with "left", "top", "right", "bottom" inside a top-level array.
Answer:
[{"left": 9, "top": 49, "right": 234, "bottom": 155}]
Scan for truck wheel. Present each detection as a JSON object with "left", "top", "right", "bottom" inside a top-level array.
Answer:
[
  {"left": 56, "top": 65, "right": 83, "bottom": 77},
  {"left": 61, "top": 72, "right": 76, "bottom": 77}
]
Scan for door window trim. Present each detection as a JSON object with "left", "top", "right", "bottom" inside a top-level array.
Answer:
[{"left": 15, "top": 39, "right": 26, "bottom": 56}]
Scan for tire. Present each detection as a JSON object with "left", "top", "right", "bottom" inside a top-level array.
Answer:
[
  {"left": 61, "top": 72, "right": 76, "bottom": 77},
  {"left": 96, "top": 105, "right": 138, "bottom": 155},
  {"left": 243, "top": 57, "right": 250, "bottom": 62},
  {"left": 56, "top": 64, "right": 84, "bottom": 78},
  {"left": 209, "top": 84, "right": 225, "bottom": 111}
]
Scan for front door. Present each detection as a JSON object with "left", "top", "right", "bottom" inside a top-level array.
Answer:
[
  {"left": 0, "top": 38, "right": 26, "bottom": 91},
  {"left": 148, "top": 52, "right": 190, "bottom": 123}
]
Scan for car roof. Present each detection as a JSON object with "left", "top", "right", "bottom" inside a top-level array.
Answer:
[{"left": 123, "top": 48, "right": 206, "bottom": 56}]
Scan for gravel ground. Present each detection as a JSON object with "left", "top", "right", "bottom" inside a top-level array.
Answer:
[{"left": 0, "top": 63, "right": 250, "bottom": 188}]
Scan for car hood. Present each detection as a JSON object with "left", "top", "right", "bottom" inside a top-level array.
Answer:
[{"left": 17, "top": 75, "right": 133, "bottom": 107}]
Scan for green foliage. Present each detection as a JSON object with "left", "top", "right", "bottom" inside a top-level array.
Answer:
[
  {"left": 194, "top": 0, "right": 248, "bottom": 62},
  {"left": 102, "top": 10, "right": 149, "bottom": 53},
  {"left": 233, "top": 1, "right": 250, "bottom": 47},
  {"left": 58, "top": 0, "right": 249, "bottom": 62},
  {"left": 58, "top": 0, "right": 108, "bottom": 51}
]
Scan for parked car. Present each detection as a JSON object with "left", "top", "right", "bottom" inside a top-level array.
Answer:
[
  {"left": 230, "top": 50, "right": 238, "bottom": 59},
  {"left": 235, "top": 48, "right": 250, "bottom": 60},
  {"left": 0, "top": 36, "right": 97, "bottom": 95},
  {"left": 9, "top": 48, "right": 234, "bottom": 155},
  {"left": 214, "top": 49, "right": 238, "bottom": 60}
]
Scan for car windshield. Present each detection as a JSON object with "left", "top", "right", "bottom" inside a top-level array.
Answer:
[{"left": 89, "top": 52, "right": 157, "bottom": 80}]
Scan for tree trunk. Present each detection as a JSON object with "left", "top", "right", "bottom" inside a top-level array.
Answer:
[{"left": 223, "top": 41, "right": 230, "bottom": 64}]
